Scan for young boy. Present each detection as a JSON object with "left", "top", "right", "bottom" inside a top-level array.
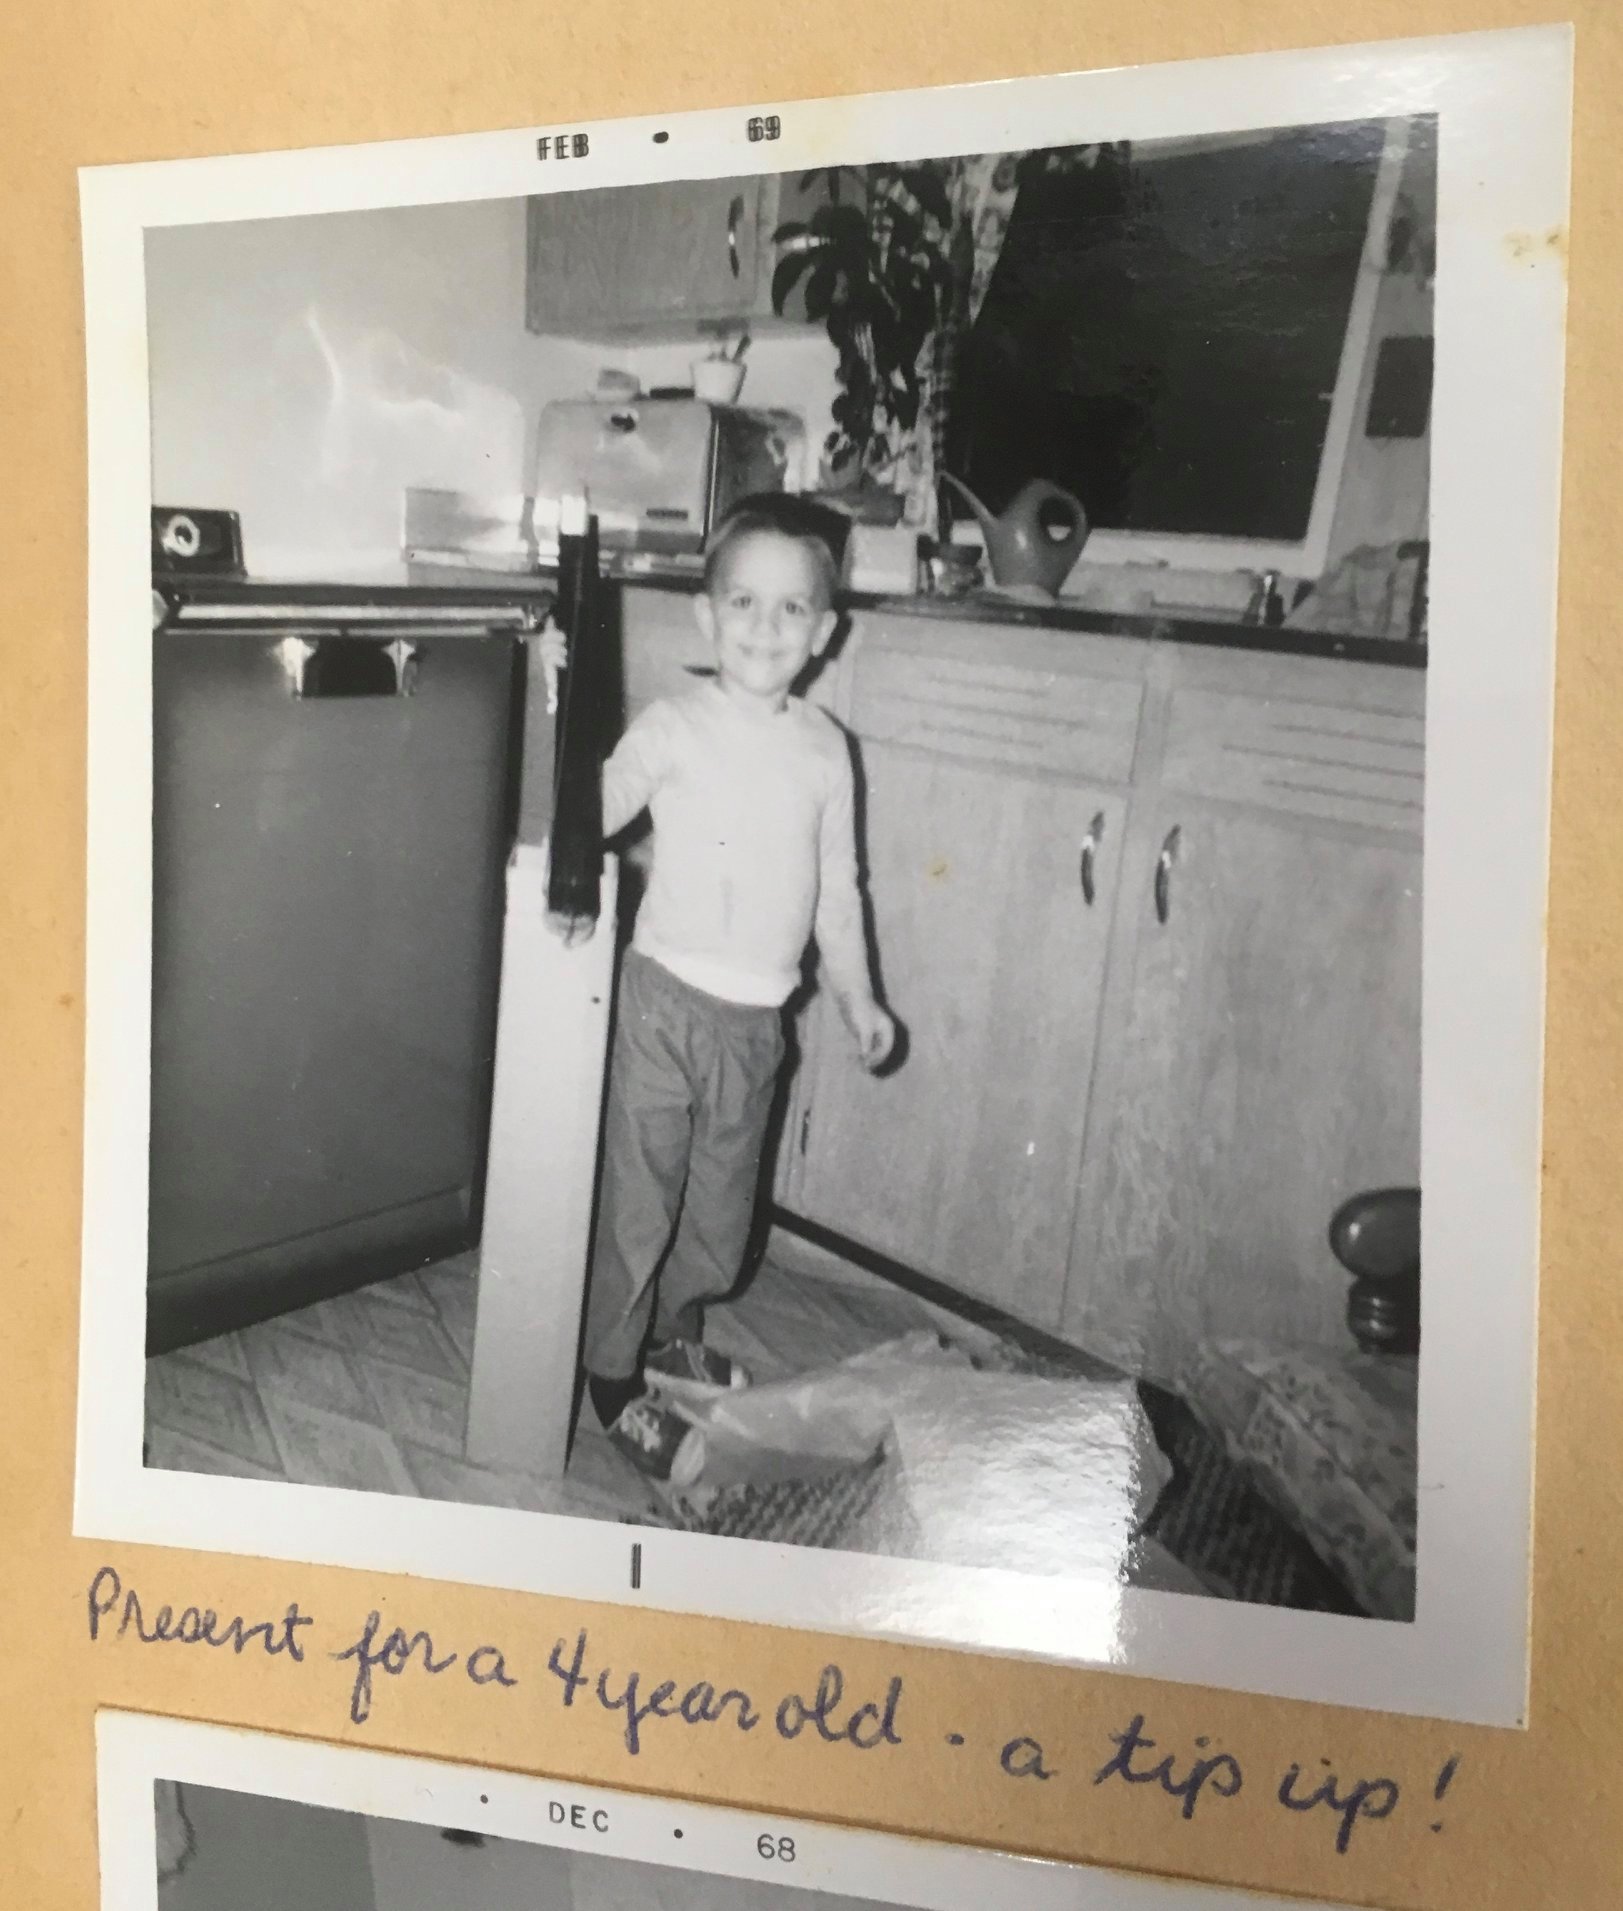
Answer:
[{"left": 543, "top": 494, "right": 894, "bottom": 1484}]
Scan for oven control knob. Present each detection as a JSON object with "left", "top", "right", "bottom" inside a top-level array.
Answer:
[{"left": 158, "top": 512, "right": 202, "bottom": 560}]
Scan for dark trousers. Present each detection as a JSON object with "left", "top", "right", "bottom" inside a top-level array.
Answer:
[{"left": 583, "top": 949, "right": 785, "bottom": 1381}]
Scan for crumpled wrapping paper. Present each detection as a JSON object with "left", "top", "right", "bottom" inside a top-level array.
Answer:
[
  {"left": 686, "top": 1331, "right": 970, "bottom": 1486},
  {"left": 682, "top": 1333, "right": 1171, "bottom": 1581},
  {"left": 879, "top": 1361, "right": 1171, "bottom": 1577}
]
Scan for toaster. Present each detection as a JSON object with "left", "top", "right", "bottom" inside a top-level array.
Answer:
[{"left": 533, "top": 397, "right": 805, "bottom": 557}]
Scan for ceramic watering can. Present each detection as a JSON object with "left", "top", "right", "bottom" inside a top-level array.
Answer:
[{"left": 941, "top": 473, "right": 1090, "bottom": 598}]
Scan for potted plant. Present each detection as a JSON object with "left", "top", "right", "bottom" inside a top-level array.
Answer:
[
  {"left": 770, "top": 164, "right": 955, "bottom": 500},
  {"left": 692, "top": 329, "right": 750, "bottom": 405}
]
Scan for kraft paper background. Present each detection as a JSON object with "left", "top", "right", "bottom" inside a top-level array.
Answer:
[{"left": 1, "top": 4, "right": 1615, "bottom": 1908}]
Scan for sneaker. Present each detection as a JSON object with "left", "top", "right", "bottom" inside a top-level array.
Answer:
[
  {"left": 645, "top": 1337, "right": 750, "bottom": 1402},
  {"left": 606, "top": 1393, "right": 706, "bottom": 1488}
]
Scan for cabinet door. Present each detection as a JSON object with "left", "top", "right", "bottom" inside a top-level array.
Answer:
[
  {"left": 1071, "top": 803, "right": 1422, "bottom": 1381},
  {"left": 527, "top": 177, "right": 765, "bottom": 335},
  {"left": 788, "top": 741, "right": 1126, "bottom": 1330}
]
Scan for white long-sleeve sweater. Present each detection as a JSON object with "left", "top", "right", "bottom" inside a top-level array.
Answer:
[{"left": 601, "top": 682, "right": 869, "bottom": 1009}]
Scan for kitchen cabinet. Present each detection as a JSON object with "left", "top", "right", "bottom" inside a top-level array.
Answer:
[
  {"left": 784, "top": 744, "right": 1127, "bottom": 1328},
  {"left": 526, "top": 171, "right": 828, "bottom": 339},
  {"left": 767, "top": 609, "right": 1424, "bottom": 1380},
  {"left": 1072, "top": 803, "right": 1422, "bottom": 1379},
  {"left": 777, "top": 617, "right": 1147, "bottom": 1327},
  {"left": 1067, "top": 648, "right": 1424, "bottom": 1381}
]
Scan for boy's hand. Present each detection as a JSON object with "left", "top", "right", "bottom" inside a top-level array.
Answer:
[
  {"left": 537, "top": 616, "right": 568, "bottom": 713},
  {"left": 545, "top": 909, "right": 597, "bottom": 947},
  {"left": 529, "top": 838, "right": 596, "bottom": 946},
  {"left": 842, "top": 995, "right": 896, "bottom": 1072}
]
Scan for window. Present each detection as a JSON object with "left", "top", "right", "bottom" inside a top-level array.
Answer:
[{"left": 948, "top": 117, "right": 1418, "bottom": 574}]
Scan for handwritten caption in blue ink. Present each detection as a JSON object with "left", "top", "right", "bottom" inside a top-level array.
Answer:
[{"left": 83, "top": 1563, "right": 1460, "bottom": 1857}]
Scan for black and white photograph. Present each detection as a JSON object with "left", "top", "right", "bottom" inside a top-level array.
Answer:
[
  {"left": 102, "top": 1711, "right": 1348, "bottom": 1911},
  {"left": 152, "top": 1794, "right": 928, "bottom": 1911},
  {"left": 77, "top": 28, "right": 1569, "bottom": 1722}
]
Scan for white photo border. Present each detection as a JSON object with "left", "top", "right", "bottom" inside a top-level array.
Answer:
[
  {"left": 98, "top": 1710, "right": 1348, "bottom": 1911},
  {"left": 77, "top": 26, "right": 1571, "bottom": 1727}
]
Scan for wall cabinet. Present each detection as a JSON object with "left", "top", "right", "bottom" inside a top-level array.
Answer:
[{"left": 526, "top": 171, "right": 827, "bottom": 339}]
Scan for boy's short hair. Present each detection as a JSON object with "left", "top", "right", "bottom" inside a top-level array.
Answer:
[{"left": 702, "top": 493, "right": 848, "bottom": 605}]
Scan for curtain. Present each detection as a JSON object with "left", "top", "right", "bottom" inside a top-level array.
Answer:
[
  {"left": 861, "top": 155, "right": 1023, "bottom": 527},
  {"left": 868, "top": 147, "right": 1112, "bottom": 531},
  {"left": 914, "top": 153, "right": 1026, "bottom": 526}
]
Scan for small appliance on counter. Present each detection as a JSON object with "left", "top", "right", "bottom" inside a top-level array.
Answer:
[{"left": 532, "top": 394, "right": 805, "bottom": 559}]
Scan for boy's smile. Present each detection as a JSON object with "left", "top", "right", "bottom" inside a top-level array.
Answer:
[{"left": 694, "top": 530, "right": 837, "bottom": 713}]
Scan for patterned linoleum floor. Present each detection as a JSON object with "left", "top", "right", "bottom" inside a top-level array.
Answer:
[{"left": 143, "top": 1247, "right": 942, "bottom": 1526}]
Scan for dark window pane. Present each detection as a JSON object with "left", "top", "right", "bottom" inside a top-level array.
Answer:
[{"left": 950, "top": 120, "right": 1389, "bottom": 542}]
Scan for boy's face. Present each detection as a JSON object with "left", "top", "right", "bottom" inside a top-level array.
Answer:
[{"left": 695, "top": 530, "right": 836, "bottom": 709}]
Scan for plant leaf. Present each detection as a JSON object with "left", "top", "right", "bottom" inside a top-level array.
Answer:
[
  {"left": 770, "top": 252, "right": 813, "bottom": 315},
  {"left": 802, "top": 262, "right": 839, "bottom": 323},
  {"left": 832, "top": 389, "right": 869, "bottom": 436},
  {"left": 902, "top": 163, "right": 953, "bottom": 228},
  {"left": 807, "top": 206, "right": 868, "bottom": 267},
  {"left": 866, "top": 304, "right": 900, "bottom": 368},
  {"left": 823, "top": 203, "right": 870, "bottom": 249}
]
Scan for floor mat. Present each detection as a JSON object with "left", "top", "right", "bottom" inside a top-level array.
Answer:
[
  {"left": 667, "top": 1451, "right": 895, "bottom": 1549},
  {"left": 1137, "top": 1386, "right": 1360, "bottom": 1613}
]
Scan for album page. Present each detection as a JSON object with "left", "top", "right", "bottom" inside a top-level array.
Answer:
[{"left": 1, "top": 4, "right": 1615, "bottom": 1910}]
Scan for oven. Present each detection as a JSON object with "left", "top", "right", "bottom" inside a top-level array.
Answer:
[{"left": 146, "top": 573, "right": 543, "bottom": 1352}]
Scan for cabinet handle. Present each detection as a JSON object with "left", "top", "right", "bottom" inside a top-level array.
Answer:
[
  {"left": 1154, "top": 825, "right": 1181, "bottom": 925},
  {"left": 726, "top": 194, "right": 744, "bottom": 278},
  {"left": 1079, "top": 810, "right": 1105, "bottom": 906},
  {"left": 799, "top": 1107, "right": 812, "bottom": 1157}
]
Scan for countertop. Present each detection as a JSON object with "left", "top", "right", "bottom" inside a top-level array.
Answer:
[{"left": 156, "top": 563, "right": 1428, "bottom": 670}]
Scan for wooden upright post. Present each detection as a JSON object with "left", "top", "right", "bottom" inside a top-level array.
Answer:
[{"left": 467, "top": 508, "right": 619, "bottom": 1476}]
